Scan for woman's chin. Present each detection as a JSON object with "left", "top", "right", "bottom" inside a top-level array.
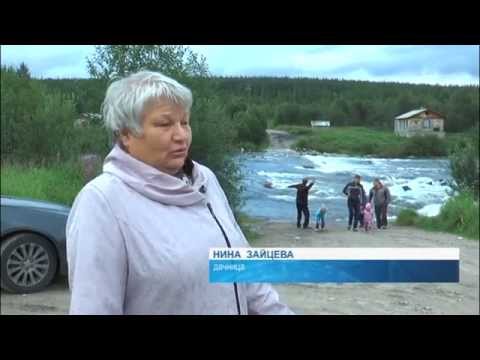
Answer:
[{"left": 163, "top": 159, "right": 186, "bottom": 174}]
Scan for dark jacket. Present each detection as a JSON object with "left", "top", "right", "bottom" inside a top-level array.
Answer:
[
  {"left": 343, "top": 182, "right": 366, "bottom": 204},
  {"left": 369, "top": 185, "right": 391, "bottom": 207},
  {"left": 288, "top": 182, "right": 314, "bottom": 205}
]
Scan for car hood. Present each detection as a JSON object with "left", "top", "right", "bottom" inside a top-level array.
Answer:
[{"left": 1, "top": 196, "right": 71, "bottom": 215}]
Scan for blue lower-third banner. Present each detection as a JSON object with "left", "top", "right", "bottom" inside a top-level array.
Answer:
[{"left": 209, "top": 248, "right": 459, "bottom": 283}]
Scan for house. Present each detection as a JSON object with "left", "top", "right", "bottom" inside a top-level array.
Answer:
[
  {"left": 394, "top": 108, "right": 445, "bottom": 138},
  {"left": 311, "top": 120, "right": 331, "bottom": 128}
]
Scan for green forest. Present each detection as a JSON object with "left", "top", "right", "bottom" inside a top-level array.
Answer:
[{"left": 38, "top": 74, "right": 479, "bottom": 132}]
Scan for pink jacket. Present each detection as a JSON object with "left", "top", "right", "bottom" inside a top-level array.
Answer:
[
  {"left": 363, "top": 208, "right": 374, "bottom": 224},
  {"left": 66, "top": 145, "right": 294, "bottom": 315}
]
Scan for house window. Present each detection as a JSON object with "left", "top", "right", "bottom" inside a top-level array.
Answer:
[{"left": 423, "top": 118, "right": 432, "bottom": 129}]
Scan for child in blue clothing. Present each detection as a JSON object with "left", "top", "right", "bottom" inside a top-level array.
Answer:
[{"left": 315, "top": 204, "right": 327, "bottom": 231}]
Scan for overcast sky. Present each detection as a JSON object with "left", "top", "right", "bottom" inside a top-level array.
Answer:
[{"left": 1, "top": 45, "right": 478, "bottom": 86}]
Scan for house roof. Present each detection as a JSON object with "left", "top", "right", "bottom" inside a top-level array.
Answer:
[
  {"left": 395, "top": 108, "right": 444, "bottom": 120},
  {"left": 395, "top": 108, "right": 427, "bottom": 120}
]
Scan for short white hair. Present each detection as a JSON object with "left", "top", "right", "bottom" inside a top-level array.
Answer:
[{"left": 101, "top": 70, "right": 193, "bottom": 138}]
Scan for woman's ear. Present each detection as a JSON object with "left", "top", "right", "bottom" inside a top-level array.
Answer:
[{"left": 119, "top": 129, "right": 131, "bottom": 151}]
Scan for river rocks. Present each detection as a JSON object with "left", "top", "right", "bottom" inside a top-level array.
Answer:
[
  {"left": 263, "top": 181, "right": 273, "bottom": 189},
  {"left": 302, "top": 164, "right": 314, "bottom": 169},
  {"left": 402, "top": 185, "right": 412, "bottom": 191}
]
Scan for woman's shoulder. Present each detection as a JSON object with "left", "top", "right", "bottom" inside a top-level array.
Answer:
[
  {"left": 193, "top": 161, "right": 220, "bottom": 187},
  {"left": 76, "top": 173, "right": 128, "bottom": 205},
  {"left": 194, "top": 161, "right": 215, "bottom": 178},
  {"left": 192, "top": 161, "right": 227, "bottom": 196}
]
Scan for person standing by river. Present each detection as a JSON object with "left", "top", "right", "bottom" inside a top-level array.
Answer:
[
  {"left": 342, "top": 175, "right": 366, "bottom": 232},
  {"left": 288, "top": 177, "right": 315, "bottom": 229},
  {"left": 369, "top": 178, "right": 391, "bottom": 229}
]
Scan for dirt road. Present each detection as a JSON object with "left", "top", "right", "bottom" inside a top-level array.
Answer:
[
  {"left": 1, "top": 277, "right": 69, "bottom": 315},
  {"left": 266, "top": 129, "right": 296, "bottom": 150},
  {"left": 252, "top": 222, "right": 479, "bottom": 315},
  {"left": 1, "top": 222, "right": 478, "bottom": 315}
]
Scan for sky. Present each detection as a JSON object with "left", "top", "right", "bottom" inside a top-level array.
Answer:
[{"left": 1, "top": 45, "right": 478, "bottom": 86}]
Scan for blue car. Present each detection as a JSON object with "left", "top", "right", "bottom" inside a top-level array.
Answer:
[{"left": 1, "top": 196, "right": 70, "bottom": 293}]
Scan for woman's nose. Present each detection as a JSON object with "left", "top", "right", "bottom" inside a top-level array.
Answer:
[{"left": 172, "top": 122, "right": 188, "bottom": 141}]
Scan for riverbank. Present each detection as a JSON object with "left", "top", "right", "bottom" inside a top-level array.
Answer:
[{"left": 275, "top": 125, "right": 464, "bottom": 158}]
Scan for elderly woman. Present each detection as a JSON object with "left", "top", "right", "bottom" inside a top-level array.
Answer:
[
  {"left": 66, "top": 71, "right": 294, "bottom": 315},
  {"left": 368, "top": 178, "right": 392, "bottom": 230}
]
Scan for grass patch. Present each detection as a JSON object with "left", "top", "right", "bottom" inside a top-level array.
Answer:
[
  {"left": 396, "top": 192, "right": 479, "bottom": 240},
  {"left": 275, "top": 126, "right": 463, "bottom": 158},
  {"left": 274, "top": 125, "right": 314, "bottom": 136},
  {"left": 293, "top": 126, "right": 406, "bottom": 156},
  {"left": 1, "top": 161, "right": 84, "bottom": 206},
  {"left": 395, "top": 208, "right": 419, "bottom": 226},
  {"left": 236, "top": 212, "right": 263, "bottom": 243}
]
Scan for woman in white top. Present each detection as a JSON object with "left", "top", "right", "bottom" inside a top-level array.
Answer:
[{"left": 66, "top": 70, "right": 294, "bottom": 315}]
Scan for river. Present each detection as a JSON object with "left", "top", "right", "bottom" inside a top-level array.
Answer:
[{"left": 237, "top": 149, "right": 453, "bottom": 223}]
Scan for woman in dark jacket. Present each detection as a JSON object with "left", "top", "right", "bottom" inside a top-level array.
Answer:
[{"left": 369, "top": 178, "right": 391, "bottom": 229}]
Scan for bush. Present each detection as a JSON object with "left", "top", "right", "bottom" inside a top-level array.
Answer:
[
  {"left": 1, "top": 66, "right": 79, "bottom": 164},
  {"left": 189, "top": 98, "right": 244, "bottom": 212},
  {"left": 396, "top": 208, "right": 419, "bottom": 226},
  {"left": 68, "top": 125, "right": 112, "bottom": 160},
  {"left": 449, "top": 131, "right": 479, "bottom": 199},
  {"left": 235, "top": 108, "right": 268, "bottom": 146},
  {"left": 437, "top": 191, "right": 479, "bottom": 239},
  {"left": 225, "top": 100, "right": 248, "bottom": 120},
  {"left": 396, "top": 192, "right": 479, "bottom": 240},
  {"left": 1, "top": 66, "right": 43, "bottom": 159},
  {"left": 401, "top": 135, "right": 447, "bottom": 157}
]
